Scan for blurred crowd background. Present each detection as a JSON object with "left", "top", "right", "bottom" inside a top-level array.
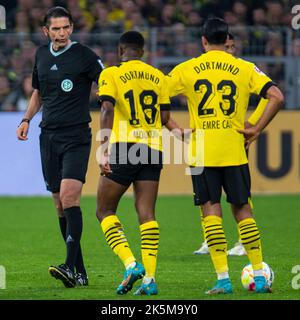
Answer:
[{"left": 0, "top": 0, "right": 299, "bottom": 111}]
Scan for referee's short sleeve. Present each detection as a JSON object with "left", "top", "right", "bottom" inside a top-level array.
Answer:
[
  {"left": 82, "top": 46, "right": 105, "bottom": 82},
  {"left": 32, "top": 52, "right": 39, "bottom": 90}
]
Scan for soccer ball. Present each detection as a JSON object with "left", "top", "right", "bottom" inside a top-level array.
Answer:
[{"left": 241, "top": 262, "right": 274, "bottom": 291}]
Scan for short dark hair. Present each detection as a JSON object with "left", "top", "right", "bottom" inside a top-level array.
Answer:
[
  {"left": 43, "top": 6, "right": 73, "bottom": 27},
  {"left": 202, "top": 18, "right": 228, "bottom": 45},
  {"left": 119, "top": 31, "right": 145, "bottom": 49},
  {"left": 228, "top": 32, "right": 234, "bottom": 40}
]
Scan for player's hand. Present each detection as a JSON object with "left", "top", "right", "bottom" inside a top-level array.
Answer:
[
  {"left": 182, "top": 128, "right": 194, "bottom": 144},
  {"left": 242, "top": 121, "right": 254, "bottom": 150},
  {"left": 244, "top": 121, "right": 254, "bottom": 130},
  {"left": 237, "top": 126, "right": 260, "bottom": 149},
  {"left": 100, "top": 153, "right": 112, "bottom": 176},
  {"left": 17, "top": 122, "right": 29, "bottom": 140},
  {"left": 172, "top": 128, "right": 194, "bottom": 143},
  {"left": 170, "top": 128, "right": 183, "bottom": 140}
]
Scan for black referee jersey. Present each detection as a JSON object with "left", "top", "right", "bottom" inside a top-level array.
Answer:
[{"left": 32, "top": 41, "right": 104, "bottom": 130}]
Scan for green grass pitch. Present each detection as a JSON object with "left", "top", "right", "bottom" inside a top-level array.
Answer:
[{"left": 0, "top": 195, "right": 299, "bottom": 300}]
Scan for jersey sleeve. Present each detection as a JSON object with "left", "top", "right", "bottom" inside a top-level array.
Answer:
[
  {"left": 97, "top": 68, "right": 117, "bottom": 106},
  {"left": 166, "top": 64, "right": 185, "bottom": 97},
  {"left": 32, "top": 50, "right": 39, "bottom": 90},
  {"left": 159, "top": 76, "right": 171, "bottom": 111},
  {"left": 82, "top": 46, "right": 105, "bottom": 83},
  {"left": 248, "top": 98, "right": 268, "bottom": 126},
  {"left": 249, "top": 64, "right": 275, "bottom": 98}
]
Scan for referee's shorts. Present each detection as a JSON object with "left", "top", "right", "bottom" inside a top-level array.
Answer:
[
  {"left": 39, "top": 125, "right": 91, "bottom": 193},
  {"left": 103, "top": 142, "right": 163, "bottom": 187},
  {"left": 191, "top": 164, "right": 251, "bottom": 206}
]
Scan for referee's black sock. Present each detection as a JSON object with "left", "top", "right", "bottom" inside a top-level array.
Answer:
[
  {"left": 64, "top": 207, "right": 83, "bottom": 273},
  {"left": 75, "top": 246, "right": 87, "bottom": 275},
  {"left": 58, "top": 216, "right": 67, "bottom": 241},
  {"left": 58, "top": 216, "right": 87, "bottom": 275}
]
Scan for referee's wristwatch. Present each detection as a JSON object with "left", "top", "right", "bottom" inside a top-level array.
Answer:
[{"left": 19, "top": 118, "right": 30, "bottom": 126}]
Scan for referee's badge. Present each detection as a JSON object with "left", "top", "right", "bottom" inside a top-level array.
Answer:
[{"left": 61, "top": 79, "right": 73, "bottom": 92}]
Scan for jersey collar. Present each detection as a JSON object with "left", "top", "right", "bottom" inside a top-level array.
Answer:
[
  {"left": 49, "top": 41, "right": 77, "bottom": 57},
  {"left": 121, "top": 59, "right": 142, "bottom": 64}
]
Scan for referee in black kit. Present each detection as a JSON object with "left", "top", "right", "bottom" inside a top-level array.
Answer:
[{"left": 16, "top": 7, "right": 104, "bottom": 288}]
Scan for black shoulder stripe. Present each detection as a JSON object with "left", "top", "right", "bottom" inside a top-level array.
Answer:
[
  {"left": 259, "top": 81, "right": 276, "bottom": 99},
  {"left": 160, "top": 103, "right": 171, "bottom": 111},
  {"left": 98, "top": 95, "right": 116, "bottom": 107}
]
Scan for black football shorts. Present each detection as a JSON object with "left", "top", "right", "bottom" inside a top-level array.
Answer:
[
  {"left": 104, "top": 143, "right": 163, "bottom": 187},
  {"left": 39, "top": 125, "right": 91, "bottom": 193},
  {"left": 191, "top": 164, "right": 251, "bottom": 206}
]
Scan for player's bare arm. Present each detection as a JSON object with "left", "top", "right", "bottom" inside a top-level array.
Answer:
[
  {"left": 16, "top": 89, "right": 42, "bottom": 141},
  {"left": 165, "top": 116, "right": 193, "bottom": 142},
  {"left": 161, "top": 110, "right": 170, "bottom": 126},
  {"left": 99, "top": 100, "right": 114, "bottom": 175},
  {"left": 165, "top": 117, "right": 183, "bottom": 140},
  {"left": 238, "top": 86, "right": 284, "bottom": 148},
  {"left": 244, "top": 121, "right": 254, "bottom": 129}
]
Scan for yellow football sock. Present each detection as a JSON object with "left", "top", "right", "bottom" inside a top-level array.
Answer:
[
  {"left": 238, "top": 218, "right": 263, "bottom": 270},
  {"left": 238, "top": 199, "right": 254, "bottom": 243},
  {"left": 140, "top": 220, "right": 159, "bottom": 278},
  {"left": 101, "top": 215, "right": 135, "bottom": 268},
  {"left": 203, "top": 215, "right": 228, "bottom": 274}
]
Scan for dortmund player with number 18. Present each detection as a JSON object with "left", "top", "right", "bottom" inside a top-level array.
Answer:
[
  {"left": 167, "top": 18, "right": 284, "bottom": 294},
  {"left": 96, "top": 31, "right": 170, "bottom": 295}
]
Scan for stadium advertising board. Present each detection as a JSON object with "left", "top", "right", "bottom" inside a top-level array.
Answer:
[
  {"left": 0, "top": 111, "right": 299, "bottom": 195},
  {"left": 85, "top": 111, "right": 300, "bottom": 195}
]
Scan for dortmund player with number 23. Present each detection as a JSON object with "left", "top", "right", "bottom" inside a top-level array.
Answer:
[{"left": 167, "top": 18, "right": 284, "bottom": 294}]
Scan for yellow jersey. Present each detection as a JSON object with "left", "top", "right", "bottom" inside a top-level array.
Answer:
[
  {"left": 98, "top": 60, "right": 170, "bottom": 151},
  {"left": 248, "top": 98, "right": 268, "bottom": 126},
  {"left": 167, "top": 50, "right": 273, "bottom": 166}
]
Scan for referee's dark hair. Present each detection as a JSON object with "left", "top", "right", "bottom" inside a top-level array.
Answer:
[
  {"left": 43, "top": 6, "right": 73, "bottom": 27},
  {"left": 119, "top": 31, "right": 145, "bottom": 49},
  {"left": 202, "top": 18, "right": 228, "bottom": 45}
]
